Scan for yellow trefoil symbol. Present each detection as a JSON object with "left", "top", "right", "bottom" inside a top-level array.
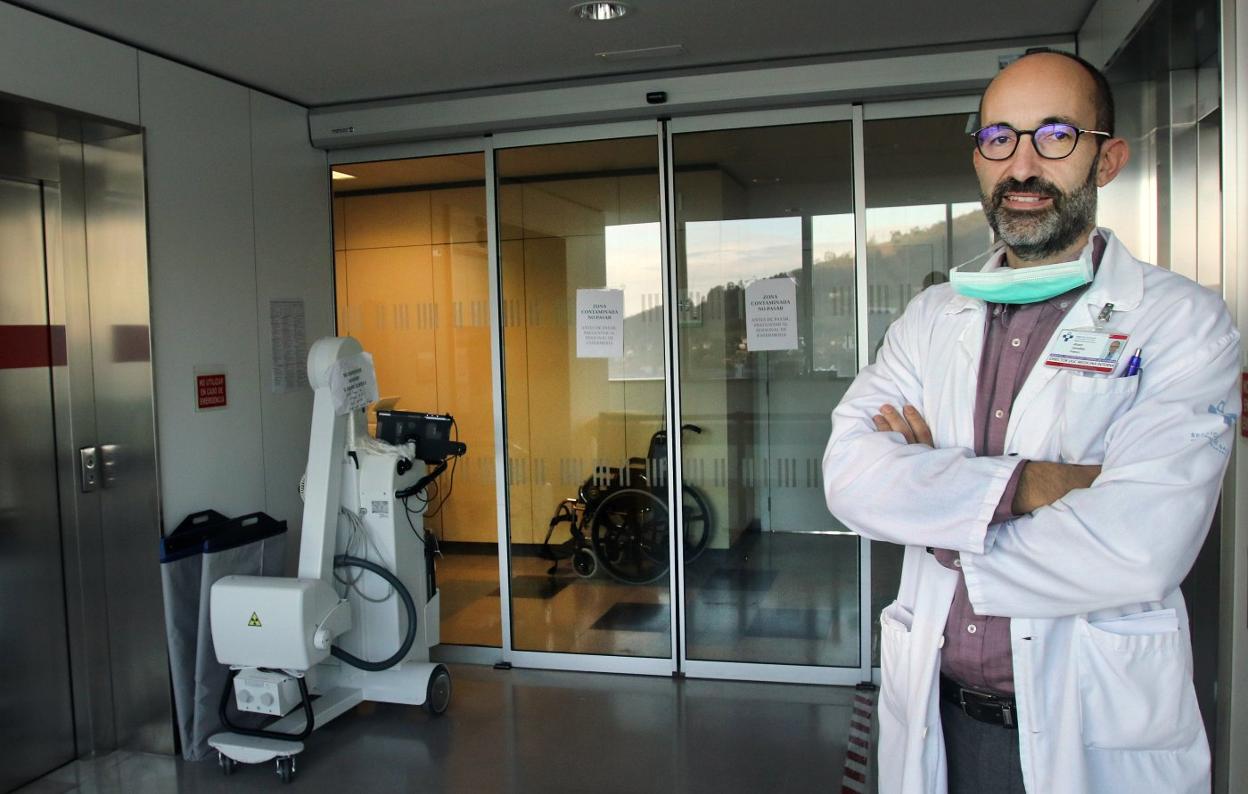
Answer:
[{"left": 248, "top": 612, "right": 262, "bottom": 628}]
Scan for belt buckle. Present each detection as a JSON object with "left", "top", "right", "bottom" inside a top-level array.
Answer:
[{"left": 958, "top": 687, "right": 1017, "bottom": 729}]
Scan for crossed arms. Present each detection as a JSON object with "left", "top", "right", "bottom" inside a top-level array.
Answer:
[
  {"left": 823, "top": 300, "right": 1239, "bottom": 619},
  {"left": 870, "top": 403, "right": 1099, "bottom": 515}
]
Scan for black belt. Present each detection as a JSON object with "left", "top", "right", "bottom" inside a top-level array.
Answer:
[{"left": 939, "top": 675, "right": 1017, "bottom": 730}]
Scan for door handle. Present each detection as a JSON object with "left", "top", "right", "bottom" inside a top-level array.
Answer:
[
  {"left": 79, "top": 446, "right": 99, "bottom": 493},
  {"left": 100, "top": 444, "right": 118, "bottom": 488}
]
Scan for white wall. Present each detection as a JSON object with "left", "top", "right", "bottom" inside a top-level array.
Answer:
[
  {"left": 249, "top": 91, "right": 336, "bottom": 542},
  {"left": 0, "top": 2, "right": 334, "bottom": 545}
]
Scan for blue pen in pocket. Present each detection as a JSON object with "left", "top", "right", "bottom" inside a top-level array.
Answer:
[{"left": 1123, "top": 348, "right": 1142, "bottom": 377}]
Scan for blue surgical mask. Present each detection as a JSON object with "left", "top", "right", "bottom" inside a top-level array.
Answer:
[{"left": 949, "top": 244, "right": 1093, "bottom": 304}]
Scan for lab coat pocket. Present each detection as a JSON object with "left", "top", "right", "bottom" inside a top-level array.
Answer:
[
  {"left": 879, "top": 600, "right": 915, "bottom": 723},
  {"left": 1059, "top": 374, "right": 1139, "bottom": 464},
  {"left": 1077, "top": 612, "right": 1201, "bottom": 750}
]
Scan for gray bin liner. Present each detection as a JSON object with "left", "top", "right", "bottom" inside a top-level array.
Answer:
[{"left": 160, "top": 511, "right": 286, "bottom": 761}]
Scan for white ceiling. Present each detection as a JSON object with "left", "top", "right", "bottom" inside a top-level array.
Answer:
[{"left": 10, "top": 0, "right": 1095, "bottom": 108}]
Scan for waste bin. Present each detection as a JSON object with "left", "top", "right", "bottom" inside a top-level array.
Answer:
[{"left": 160, "top": 510, "right": 286, "bottom": 760}]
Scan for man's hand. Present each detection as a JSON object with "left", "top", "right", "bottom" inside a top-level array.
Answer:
[
  {"left": 872, "top": 403, "right": 933, "bottom": 446},
  {"left": 1012, "top": 461, "right": 1102, "bottom": 514}
]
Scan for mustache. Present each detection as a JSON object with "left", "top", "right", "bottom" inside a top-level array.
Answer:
[{"left": 990, "top": 177, "right": 1062, "bottom": 210}]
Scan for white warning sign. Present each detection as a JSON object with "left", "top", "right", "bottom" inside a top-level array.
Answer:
[
  {"left": 745, "top": 277, "right": 798, "bottom": 352},
  {"left": 576, "top": 288, "right": 624, "bottom": 359},
  {"left": 328, "top": 352, "right": 380, "bottom": 415}
]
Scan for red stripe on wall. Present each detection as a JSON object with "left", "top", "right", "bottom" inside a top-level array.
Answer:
[
  {"left": 0, "top": 325, "right": 67, "bottom": 369},
  {"left": 112, "top": 324, "right": 150, "bottom": 363}
]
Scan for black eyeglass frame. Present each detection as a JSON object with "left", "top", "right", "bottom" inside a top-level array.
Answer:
[{"left": 970, "top": 123, "right": 1112, "bottom": 161}]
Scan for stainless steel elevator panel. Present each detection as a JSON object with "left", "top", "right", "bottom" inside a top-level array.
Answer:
[
  {"left": 0, "top": 176, "right": 77, "bottom": 790},
  {"left": 81, "top": 134, "right": 172, "bottom": 754}
]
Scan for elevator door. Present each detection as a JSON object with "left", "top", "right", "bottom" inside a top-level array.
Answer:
[{"left": 0, "top": 176, "right": 76, "bottom": 790}]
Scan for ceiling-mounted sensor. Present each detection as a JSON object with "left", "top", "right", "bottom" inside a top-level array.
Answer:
[{"left": 571, "top": 2, "right": 630, "bottom": 21}]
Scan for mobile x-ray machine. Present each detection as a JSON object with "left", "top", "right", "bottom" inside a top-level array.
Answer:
[{"left": 208, "top": 337, "right": 461, "bottom": 782}]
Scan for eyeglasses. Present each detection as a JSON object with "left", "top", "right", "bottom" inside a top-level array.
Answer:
[{"left": 972, "top": 122, "right": 1111, "bottom": 161}]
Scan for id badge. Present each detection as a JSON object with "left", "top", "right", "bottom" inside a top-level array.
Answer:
[{"left": 1043, "top": 328, "right": 1129, "bottom": 374}]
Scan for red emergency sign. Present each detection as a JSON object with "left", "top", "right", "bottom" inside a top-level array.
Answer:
[{"left": 197, "top": 373, "right": 227, "bottom": 410}]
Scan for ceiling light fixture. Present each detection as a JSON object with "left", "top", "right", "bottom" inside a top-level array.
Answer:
[
  {"left": 571, "top": 2, "right": 630, "bottom": 21},
  {"left": 331, "top": 171, "right": 357, "bottom": 181}
]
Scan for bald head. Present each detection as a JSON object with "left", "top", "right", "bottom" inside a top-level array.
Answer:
[{"left": 980, "top": 50, "right": 1114, "bottom": 135}]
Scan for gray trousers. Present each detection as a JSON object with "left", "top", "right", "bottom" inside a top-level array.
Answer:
[{"left": 940, "top": 699, "right": 1027, "bottom": 794}]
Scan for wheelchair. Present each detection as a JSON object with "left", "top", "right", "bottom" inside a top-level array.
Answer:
[{"left": 542, "top": 424, "right": 713, "bottom": 585}]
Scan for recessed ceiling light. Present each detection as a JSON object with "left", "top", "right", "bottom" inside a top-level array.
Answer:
[
  {"left": 572, "top": 2, "right": 630, "bottom": 21},
  {"left": 331, "top": 170, "right": 357, "bottom": 181}
]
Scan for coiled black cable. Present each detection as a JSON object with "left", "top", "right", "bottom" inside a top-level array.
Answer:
[{"left": 330, "top": 555, "right": 417, "bottom": 671}]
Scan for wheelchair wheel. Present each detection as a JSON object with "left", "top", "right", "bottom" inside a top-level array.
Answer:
[
  {"left": 590, "top": 488, "right": 670, "bottom": 584},
  {"left": 681, "top": 485, "right": 713, "bottom": 564},
  {"left": 571, "top": 546, "right": 598, "bottom": 578}
]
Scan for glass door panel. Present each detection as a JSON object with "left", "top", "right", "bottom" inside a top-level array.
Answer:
[
  {"left": 672, "top": 121, "right": 859, "bottom": 667},
  {"left": 496, "top": 136, "right": 670, "bottom": 658},
  {"left": 332, "top": 152, "right": 503, "bottom": 648},
  {"left": 863, "top": 112, "right": 992, "bottom": 663}
]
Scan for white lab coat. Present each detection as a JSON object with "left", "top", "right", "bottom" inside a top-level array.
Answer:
[{"left": 823, "top": 229, "right": 1239, "bottom": 794}]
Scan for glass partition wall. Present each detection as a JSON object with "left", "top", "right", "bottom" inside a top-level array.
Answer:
[
  {"left": 332, "top": 153, "right": 503, "bottom": 649},
  {"left": 861, "top": 111, "right": 992, "bottom": 664},
  {"left": 495, "top": 134, "right": 672, "bottom": 666},
  {"left": 329, "top": 101, "right": 986, "bottom": 679},
  {"left": 669, "top": 115, "right": 862, "bottom": 679}
]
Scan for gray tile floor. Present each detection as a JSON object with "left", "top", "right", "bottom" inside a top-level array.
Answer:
[{"left": 18, "top": 664, "right": 876, "bottom": 794}]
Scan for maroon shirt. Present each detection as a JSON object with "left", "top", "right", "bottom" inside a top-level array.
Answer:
[{"left": 934, "top": 234, "right": 1105, "bottom": 695}]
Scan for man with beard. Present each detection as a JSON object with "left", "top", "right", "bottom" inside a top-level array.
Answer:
[{"left": 823, "top": 50, "right": 1239, "bottom": 793}]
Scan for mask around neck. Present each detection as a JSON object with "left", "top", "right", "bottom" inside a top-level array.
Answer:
[{"left": 949, "top": 244, "right": 1094, "bottom": 305}]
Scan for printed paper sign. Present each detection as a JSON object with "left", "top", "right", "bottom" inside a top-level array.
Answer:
[
  {"left": 576, "top": 289, "right": 624, "bottom": 359},
  {"left": 270, "top": 300, "right": 309, "bottom": 394},
  {"left": 329, "top": 352, "right": 379, "bottom": 415},
  {"left": 745, "top": 278, "right": 798, "bottom": 352}
]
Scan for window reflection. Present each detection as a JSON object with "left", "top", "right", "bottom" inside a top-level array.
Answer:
[
  {"left": 604, "top": 222, "right": 663, "bottom": 381},
  {"left": 864, "top": 113, "right": 992, "bottom": 664},
  {"left": 674, "top": 121, "right": 860, "bottom": 667},
  {"left": 812, "top": 214, "right": 857, "bottom": 376},
  {"left": 865, "top": 202, "right": 991, "bottom": 359},
  {"left": 497, "top": 137, "right": 671, "bottom": 658}
]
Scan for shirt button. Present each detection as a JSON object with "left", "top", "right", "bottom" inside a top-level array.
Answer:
[
  {"left": 1060, "top": 301, "right": 1070, "bottom": 309},
  {"left": 1011, "top": 338, "right": 1022, "bottom": 348},
  {"left": 967, "top": 624, "right": 977, "bottom": 634},
  {"left": 954, "top": 558, "right": 962, "bottom": 568},
  {"left": 994, "top": 409, "right": 1004, "bottom": 419}
]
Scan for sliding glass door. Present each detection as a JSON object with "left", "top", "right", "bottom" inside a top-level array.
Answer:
[
  {"left": 493, "top": 124, "right": 674, "bottom": 673},
  {"left": 667, "top": 109, "right": 866, "bottom": 684},
  {"left": 330, "top": 99, "right": 985, "bottom": 681}
]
